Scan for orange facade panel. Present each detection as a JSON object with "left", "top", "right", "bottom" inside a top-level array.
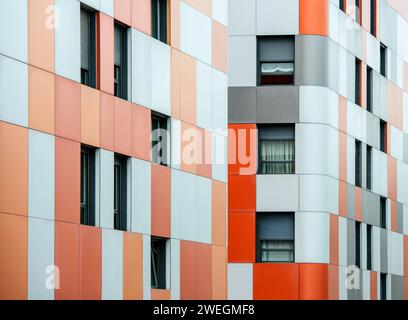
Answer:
[
  {"left": 180, "top": 53, "right": 197, "bottom": 125},
  {"left": 228, "top": 124, "right": 257, "bottom": 176},
  {"left": 0, "top": 122, "right": 28, "bottom": 216},
  {"left": 228, "top": 212, "right": 255, "bottom": 263},
  {"left": 100, "top": 92, "right": 115, "bottom": 151},
  {"left": 228, "top": 174, "right": 256, "bottom": 212},
  {"left": 114, "top": 0, "right": 132, "bottom": 26},
  {"left": 99, "top": 13, "right": 114, "bottom": 95},
  {"left": 299, "top": 0, "right": 328, "bottom": 36},
  {"left": 132, "top": 104, "right": 151, "bottom": 162},
  {"left": 132, "top": 0, "right": 151, "bottom": 35},
  {"left": 212, "top": 245, "right": 227, "bottom": 300},
  {"left": 253, "top": 263, "right": 299, "bottom": 300},
  {"left": 123, "top": 232, "right": 143, "bottom": 300},
  {"left": 212, "top": 180, "right": 226, "bottom": 246},
  {"left": 299, "top": 264, "right": 329, "bottom": 300},
  {"left": 212, "top": 20, "right": 227, "bottom": 73},
  {"left": 0, "top": 213, "right": 27, "bottom": 300},
  {"left": 180, "top": 240, "right": 197, "bottom": 300},
  {"left": 151, "top": 164, "right": 171, "bottom": 238},
  {"left": 81, "top": 85, "right": 101, "bottom": 147},
  {"left": 114, "top": 97, "right": 132, "bottom": 156},
  {"left": 79, "top": 225, "right": 102, "bottom": 300}
]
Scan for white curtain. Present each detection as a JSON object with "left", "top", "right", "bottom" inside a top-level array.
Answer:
[
  {"left": 261, "top": 240, "right": 294, "bottom": 262},
  {"left": 260, "top": 140, "right": 294, "bottom": 174}
]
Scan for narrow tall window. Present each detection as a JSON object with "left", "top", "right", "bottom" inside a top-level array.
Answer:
[
  {"left": 114, "top": 155, "right": 128, "bottom": 231},
  {"left": 256, "top": 212, "right": 294, "bottom": 263},
  {"left": 355, "top": 0, "right": 361, "bottom": 24},
  {"left": 367, "top": 66, "right": 373, "bottom": 112},
  {"left": 380, "top": 273, "right": 387, "bottom": 300},
  {"left": 258, "top": 125, "right": 295, "bottom": 174},
  {"left": 339, "top": 0, "right": 346, "bottom": 12},
  {"left": 355, "top": 221, "right": 361, "bottom": 268},
  {"left": 380, "top": 120, "right": 387, "bottom": 153},
  {"left": 367, "top": 224, "right": 372, "bottom": 270},
  {"left": 258, "top": 37, "right": 295, "bottom": 85},
  {"left": 151, "top": 237, "right": 168, "bottom": 289},
  {"left": 370, "top": 0, "right": 377, "bottom": 36},
  {"left": 355, "top": 140, "right": 362, "bottom": 187},
  {"left": 380, "top": 197, "right": 387, "bottom": 229},
  {"left": 151, "top": 0, "right": 169, "bottom": 44},
  {"left": 114, "top": 23, "right": 128, "bottom": 100},
  {"left": 355, "top": 58, "right": 361, "bottom": 106},
  {"left": 367, "top": 145, "right": 372, "bottom": 190},
  {"left": 380, "top": 44, "right": 387, "bottom": 77},
  {"left": 80, "top": 146, "right": 96, "bottom": 226},
  {"left": 151, "top": 113, "right": 170, "bottom": 166},
  {"left": 81, "top": 8, "right": 97, "bottom": 88}
]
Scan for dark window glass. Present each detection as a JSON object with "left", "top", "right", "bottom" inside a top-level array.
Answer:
[
  {"left": 380, "top": 120, "right": 387, "bottom": 153},
  {"left": 367, "top": 145, "right": 372, "bottom": 190},
  {"left": 355, "top": 221, "right": 361, "bottom": 268},
  {"left": 367, "top": 67, "right": 373, "bottom": 112},
  {"left": 256, "top": 212, "right": 294, "bottom": 263},
  {"left": 114, "top": 155, "right": 128, "bottom": 231},
  {"left": 380, "top": 273, "right": 387, "bottom": 300},
  {"left": 370, "top": 0, "right": 376, "bottom": 36},
  {"left": 355, "top": 58, "right": 361, "bottom": 106},
  {"left": 367, "top": 224, "right": 372, "bottom": 270},
  {"left": 151, "top": 113, "right": 169, "bottom": 166},
  {"left": 380, "top": 197, "right": 387, "bottom": 229},
  {"left": 339, "top": 0, "right": 345, "bottom": 12},
  {"left": 258, "top": 36, "right": 294, "bottom": 85},
  {"left": 114, "top": 23, "right": 128, "bottom": 100},
  {"left": 355, "top": 140, "right": 362, "bottom": 187},
  {"left": 258, "top": 125, "right": 295, "bottom": 174},
  {"left": 80, "top": 146, "right": 96, "bottom": 226},
  {"left": 355, "top": 0, "right": 361, "bottom": 24},
  {"left": 151, "top": 0, "right": 168, "bottom": 44},
  {"left": 151, "top": 237, "right": 167, "bottom": 289},
  {"left": 81, "top": 8, "right": 97, "bottom": 88},
  {"left": 380, "top": 44, "right": 387, "bottom": 77}
]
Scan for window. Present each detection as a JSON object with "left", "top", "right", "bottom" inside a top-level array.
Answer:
[
  {"left": 380, "top": 273, "right": 387, "bottom": 300},
  {"left": 370, "top": 0, "right": 377, "bottom": 36},
  {"left": 114, "top": 155, "right": 128, "bottom": 231},
  {"left": 80, "top": 146, "right": 96, "bottom": 226},
  {"left": 256, "top": 212, "right": 294, "bottom": 263},
  {"left": 151, "top": 237, "right": 168, "bottom": 289},
  {"left": 367, "top": 145, "right": 372, "bottom": 190},
  {"left": 81, "top": 8, "right": 97, "bottom": 88},
  {"left": 367, "top": 66, "right": 373, "bottom": 112},
  {"left": 355, "top": 0, "right": 361, "bottom": 24},
  {"left": 355, "top": 140, "right": 362, "bottom": 187},
  {"left": 355, "top": 221, "right": 361, "bottom": 268},
  {"left": 380, "top": 44, "right": 387, "bottom": 77},
  {"left": 114, "top": 23, "right": 128, "bottom": 100},
  {"left": 339, "top": 0, "right": 346, "bottom": 12},
  {"left": 258, "top": 36, "right": 294, "bottom": 85},
  {"left": 151, "top": 113, "right": 170, "bottom": 166},
  {"left": 380, "top": 197, "right": 387, "bottom": 229},
  {"left": 151, "top": 0, "right": 169, "bottom": 44},
  {"left": 367, "top": 224, "right": 372, "bottom": 270},
  {"left": 380, "top": 120, "right": 387, "bottom": 153},
  {"left": 355, "top": 58, "right": 361, "bottom": 106},
  {"left": 258, "top": 125, "right": 295, "bottom": 174}
]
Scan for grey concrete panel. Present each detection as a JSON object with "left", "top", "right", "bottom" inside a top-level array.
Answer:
[
  {"left": 228, "top": 87, "right": 257, "bottom": 123},
  {"left": 397, "top": 202, "right": 404, "bottom": 234},
  {"left": 380, "top": 228, "right": 388, "bottom": 274},
  {"left": 391, "top": 275, "right": 404, "bottom": 300},
  {"left": 347, "top": 218, "right": 356, "bottom": 267},
  {"left": 347, "top": 183, "right": 356, "bottom": 220}
]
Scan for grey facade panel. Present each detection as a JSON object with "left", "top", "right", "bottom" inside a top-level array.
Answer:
[
  {"left": 380, "top": 228, "right": 388, "bottom": 274},
  {"left": 347, "top": 183, "right": 355, "bottom": 220},
  {"left": 256, "top": 86, "right": 299, "bottom": 123},
  {"left": 397, "top": 202, "right": 404, "bottom": 234},
  {"left": 228, "top": 87, "right": 257, "bottom": 123},
  {"left": 364, "top": 191, "right": 380, "bottom": 227},
  {"left": 391, "top": 275, "right": 404, "bottom": 300},
  {"left": 347, "top": 218, "right": 356, "bottom": 267}
]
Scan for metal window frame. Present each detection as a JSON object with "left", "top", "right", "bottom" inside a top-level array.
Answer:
[{"left": 80, "top": 146, "right": 96, "bottom": 226}]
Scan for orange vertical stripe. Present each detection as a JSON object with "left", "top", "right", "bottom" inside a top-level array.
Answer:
[
  {"left": 299, "top": 0, "right": 328, "bottom": 36},
  {"left": 123, "top": 232, "right": 143, "bottom": 300}
]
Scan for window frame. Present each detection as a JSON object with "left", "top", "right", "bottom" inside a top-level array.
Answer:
[
  {"left": 355, "top": 58, "right": 361, "bottom": 106},
  {"left": 380, "top": 120, "right": 387, "bottom": 153},
  {"left": 339, "top": 0, "right": 346, "bottom": 12},
  {"left": 380, "top": 273, "right": 387, "bottom": 300},
  {"left": 380, "top": 43, "right": 387, "bottom": 77},
  {"left": 151, "top": 112, "right": 170, "bottom": 167},
  {"left": 355, "top": 221, "right": 361, "bottom": 269},
  {"left": 114, "top": 22, "right": 129, "bottom": 100},
  {"left": 366, "top": 66, "right": 373, "bottom": 112},
  {"left": 380, "top": 197, "right": 387, "bottom": 229},
  {"left": 367, "top": 224, "right": 372, "bottom": 270},
  {"left": 80, "top": 6, "right": 97, "bottom": 88},
  {"left": 151, "top": 237, "right": 168, "bottom": 289},
  {"left": 114, "top": 154, "right": 128, "bottom": 231},
  {"left": 370, "top": 0, "right": 377, "bottom": 36},
  {"left": 80, "top": 146, "right": 96, "bottom": 226},
  {"left": 355, "top": 140, "right": 362, "bottom": 188},
  {"left": 151, "top": 0, "right": 170, "bottom": 44},
  {"left": 366, "top": 145, "right": 372, "bottom": 190}
]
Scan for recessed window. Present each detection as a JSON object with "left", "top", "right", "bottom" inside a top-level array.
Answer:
[
  {"left": 380, "top": 120, "right": 387, "bottom": 153},
  {"left": 151, "top": 237, "right": 169, "bottom": 289},
  {"left": 355, "top": 58, "right": 361, "bottom": 106},
  {"left": 370, "top": 0, "right": 377, "bottom": 36},
  {"left": 366, "top": 145, "right": 372, "bottom": 190},
  {"left": 80, "top": 146, "right": 96, "bottom": 226},
  {"left": 151, "top": 113, "right": 170, "bottom": 166},
  {"left": 380, "top": 273, "right": 387, "bottom": 300},
  {"left": 258, "top": 125, "right": 295, "bottom": 174},
  {"left": 81, "top": 8, "right": 97, "bottom": 88},
  {"left": 339, "top": 0, "right": 346, "bottom": 12},
  {"left": 256, "top": 212, "right": 294, "bottom": 263},
  {"left": 367, "top": 66, "right": 373, "bottom": 112},
  {"left": 355, "top": 140, "right": 362, "bottom": 188},
  {"left": 355, "top": 0, "right": 361, "bottom": 24},
  {"left": 258, "top": 36, "right": 294, "bottom": 85},
  {"left": 380, "top": 44, "right": 387, "bottom": 77},
  {"left": 114, "top": 154, "right": 128, "bottom": 231},
  {"left": 380, "top": 197, "right": 387, "bottom": 229},
  {"left": 151, "top": 0, "right": 169, "bottom": 44},
  {"left": 114, "top": 22, "right": 129, "bottom": 100},
  {"left": 367, "top": 224, "right": 372, "bottom": 270},
  {"left": 355, "top": 221, "right": 361, "bottom": 268}
]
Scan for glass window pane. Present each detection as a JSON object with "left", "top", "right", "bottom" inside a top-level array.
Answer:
[
  {"left": 260, "top": 140, "right": 294, "bottom": 174},
  {"left": 261, "top": 62, "right": 294, "bottom": 75}
]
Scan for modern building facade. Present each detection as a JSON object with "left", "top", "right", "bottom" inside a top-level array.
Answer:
[
  {"left": 228, "top": 0, "right": 408, "bottom": 300},
  {"left": 0, "top": 0, "right": 228, "bottom": 300}
]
